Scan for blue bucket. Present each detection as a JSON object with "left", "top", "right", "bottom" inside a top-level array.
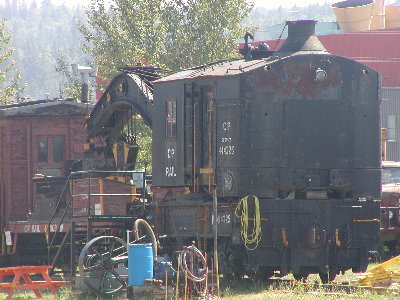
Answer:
[{"left": 128, "top": 243, "right": 154, "bottom": 286}]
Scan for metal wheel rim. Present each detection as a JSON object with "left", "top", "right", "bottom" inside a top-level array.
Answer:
[{"left": 78, "top": 236, "right": 128, "bottom": 294}]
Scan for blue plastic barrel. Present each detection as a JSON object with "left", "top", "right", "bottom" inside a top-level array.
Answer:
[{"left": 128, "top": 243, "right": 154, "bottom": 286}]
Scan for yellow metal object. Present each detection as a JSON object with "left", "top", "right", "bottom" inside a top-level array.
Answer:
[
  {"left": 353, "top": 255, "right": 400, "bottom": 286},
  {"left": 353, "top": 219, "right": 379, "bottom": 222},
  {"left": 131, "top": 185, "right": 137, "bottom": 201},
  {"left": 281, "top": 228, "right": 289, "bottom": 246},
  {"left": 105, "top": 176, "right": 127, "bottom": 184},
  {"left": 335, "top": 228, "right": 341, "bottom": 247},
  {"left": 99, "top": 178, "right": 104, "bottom": 215}
]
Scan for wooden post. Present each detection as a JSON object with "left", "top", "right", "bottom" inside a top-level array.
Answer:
[
  {"left": 12, "top": 233, "right": 17, "bottom": 254},
  {"left": 175, "top": 254, "right": 180, "bottom": 300},
  {"left": 70, "top": 222, "right": 76, "bottom": 276},
  {"left": 184, "top": 271, "right": 188, "bottom": 300},
  {"left": 165, "top": 269, "right": 168, "bottom": 300}
]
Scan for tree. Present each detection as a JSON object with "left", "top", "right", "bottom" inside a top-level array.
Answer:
[
  {"left": 79, "top": 0, "right": 255, "bottom": 81},
  {"left": 55, "top": 53, "right": 96, "bottom": 102},
  {"left": 0, "top": 19, "right": 23, "bottom": 105},
  {"left": 79, "top": 0, "right": 254, "bottom": 170}
]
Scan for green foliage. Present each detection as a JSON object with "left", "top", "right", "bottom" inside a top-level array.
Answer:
[
  {"left": 55, "top": 53, "right": 81, "bottom": 101},
  {"left": 55, "top": 52, "right": 97, "bottom": 102},
  {"left": 134, "top": 118, "right": 152, "bottom": 172},
  {"left": 0, "top": 1, "right": 91, "bottom": 99},
  {"left": 0, "top": 18, "right": 23, "bottom": 105},
  {"left": 79, "top": 0, "right": 255, "bottom": 170},
  {"left": 79, "top": 0, "right": 255, "bottom": 80},
  {"left": 0, "top": 1, "right": 336, "bottom": 99}
]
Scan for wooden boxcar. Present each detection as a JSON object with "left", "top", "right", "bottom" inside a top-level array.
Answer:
[{"left": 0, "top": 99, "right": 89, "bottom": 264}]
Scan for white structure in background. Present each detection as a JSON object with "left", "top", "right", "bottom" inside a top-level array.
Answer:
[
  {"left": 330, "top": 0, "right": 399, "bottom": 33},
  {"left": 71, "top": 64, "right": 98, "bottom": 103}
]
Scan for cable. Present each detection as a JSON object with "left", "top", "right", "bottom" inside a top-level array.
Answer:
[
  {"left": 272, "top": 23, "right": 287, "bottom": 52},
  {"left": 235, "top": 195, "right": 261, "bottom": 250},
  {"left": 179, "top": 244, "right": 207, "bottom": 283}
]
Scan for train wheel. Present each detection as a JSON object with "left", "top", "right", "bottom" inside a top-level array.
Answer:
[
  {"left": 250, "top": 268, "right": 274, "bottom": 283},
  {"left": 319, "top": 268, "right": 337, "bottom": 284},
  {"left": 78, "top": 236, "right": 128, "bottom": 294}
]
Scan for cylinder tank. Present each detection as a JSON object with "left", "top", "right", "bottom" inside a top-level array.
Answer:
[
  {"left": 331, "top": 0, "right": 374, "bottom": 33},
  {"left": 128, "top": 243, "right": 154, "bottom": 286}
]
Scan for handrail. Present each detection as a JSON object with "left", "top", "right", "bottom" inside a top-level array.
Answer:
[
  {"left": 46, "top": 169, "right": 147, "bottom": 266},
  {"left": 46, "top": 172, "right": 73, "bottom": 244},
  {"left": 69, "top": 170, "right": 146, "bottom": 175},
  {"left": 47, "top": 173, "right": 74, "bottom": 264},
  {"left": 46, "top": 173, "right": 72, "bottom": 247}
]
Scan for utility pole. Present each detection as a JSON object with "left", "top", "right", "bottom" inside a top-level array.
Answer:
[{"left": 71, "top": 64, "right": 97, "bottom": 103}]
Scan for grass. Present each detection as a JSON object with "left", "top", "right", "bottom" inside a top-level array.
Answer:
[
  {"left": 221, "top": 263, "right": 400, "bottom": 300},
  {"left": 0, "top": 264, "right": 398, "bottom": 299}
]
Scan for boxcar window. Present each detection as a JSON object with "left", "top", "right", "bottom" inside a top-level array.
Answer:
[
  {"left": 38, "top": 137, "right": 48, "bottom": 162},
  {"left": 53, "top": 137, "right": 64, "bottom": 163},
  {"left": 166, "top": 99, "right": 177, "bottom": 139}
]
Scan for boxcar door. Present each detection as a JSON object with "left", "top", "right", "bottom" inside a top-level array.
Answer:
[{"left": 200, "top": 86, "right": 215, "bottom": 191}]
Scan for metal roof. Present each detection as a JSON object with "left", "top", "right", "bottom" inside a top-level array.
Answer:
[
  {"left": 155, "top": 59, "right": 268, "bottom": 83},
  {"left": 0, "top": 100, "right": 90, "bottom": 118},
  {"left": 240, "top": 27, "right": 400, "bottom": 87},
  {"left": 156, "top": 50, "right": 330, "bottom": 83}
]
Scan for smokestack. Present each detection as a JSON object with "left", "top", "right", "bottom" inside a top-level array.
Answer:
[{"left": 277, "top": 20, "right": 327, "bottom": 53}]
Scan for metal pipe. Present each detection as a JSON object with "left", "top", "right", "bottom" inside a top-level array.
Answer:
[
  {"left": 212, "top": 187, "right": 220, "bottom": 298},
  {"left": 143, "top": 168, "right": 146, "bottom": 215},
  {"left": 72, "top": 193, "right": 141, "bottom": 197},
  {"left": 88, "top": 173, "right": 91, "bottom": 216}
]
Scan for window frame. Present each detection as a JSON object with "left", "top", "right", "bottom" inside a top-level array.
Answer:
[
  {"left": 165, "top": 99, "right": 177, "bottom": 139},
  {"left": 388, "top": 115, "right": 396, "bottom": 141},
  {"left": 37, "top": 137, "right": 48, "bottom": 163}
]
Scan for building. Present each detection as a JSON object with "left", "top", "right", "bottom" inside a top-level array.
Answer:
[{"left": 318, "top": 29, "right": 400, "bottom": 160}]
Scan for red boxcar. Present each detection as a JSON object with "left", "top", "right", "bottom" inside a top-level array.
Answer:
[{"left": 0, "top": 99, "right": 90, "bottom": 264}]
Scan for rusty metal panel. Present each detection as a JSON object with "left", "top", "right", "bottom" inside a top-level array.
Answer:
[{"left": 234, "top": 54, "right": 380, "bottom": 199}]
